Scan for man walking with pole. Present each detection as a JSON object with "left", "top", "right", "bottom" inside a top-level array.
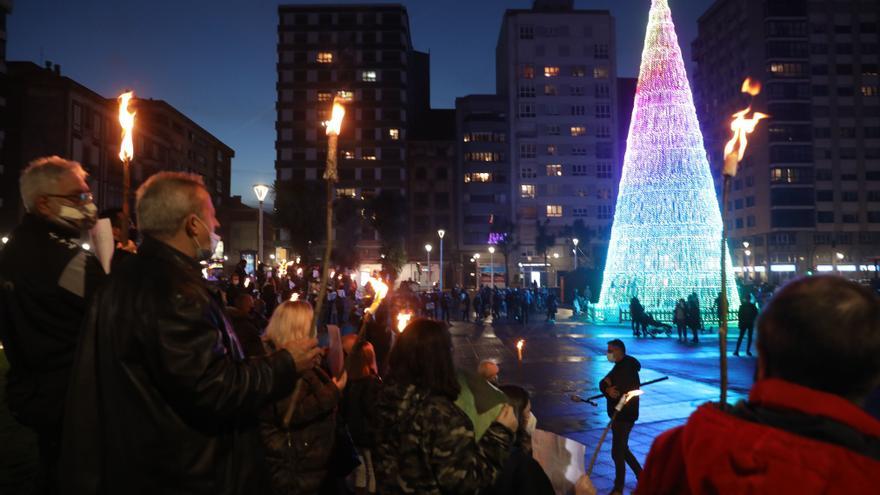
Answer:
[{"left": 600, "top": 339, "right": 642, "bottom": 494}]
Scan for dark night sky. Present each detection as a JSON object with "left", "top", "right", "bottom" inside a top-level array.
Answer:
[{"left": 8, "top": 0, "right": 715, "bottom": 205}]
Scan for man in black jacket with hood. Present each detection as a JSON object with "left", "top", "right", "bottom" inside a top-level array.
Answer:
[
  {"left": 599, "top": 338, "right": 642, "bottom": 495},
  {"left": 61, "top": 172, "right": 323, "bottom": 495}
]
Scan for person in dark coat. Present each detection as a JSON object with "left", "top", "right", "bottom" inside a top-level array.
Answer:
[
  {"left": 686, "top": 292, "right": 701, "bottom": 343},
  {"left": 637, "top": 276, "right": 880, "bottom": 494},
  {"left": 60, "top": 172, "right": 322, "bottom": 495},
  {"left": 629, "top": 297, "right": 646, "bottom": 337},
  {"left": 372, "top": 319, "right": 518, "bottom": 494},
  {"left": 484, "top": 385, "right": 554, "bottom": 495},
  {"left": 227, "top": 293, "right": 265, "bottom": 358},
  {"left": 600, "top": 339, "right": 642, "bottom": 495},
  {"left": 460, "top": 290, "right": 471, "bottom": 321},
  {"left": 261, "top": 300, "right": 347, "bottom": 495},
  {"left": 342, "top": 341, "right": 382, "bottom": 494},
  {"left": 0, "top": 156, "right": 105, "bottom": 491},
  {"left": 734, "top": 294, "right": 759, "bottom": 356}
]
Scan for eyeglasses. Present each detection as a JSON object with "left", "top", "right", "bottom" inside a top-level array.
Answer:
[{"left": 46, "top": 192, "right": 94, "bottom": 204}]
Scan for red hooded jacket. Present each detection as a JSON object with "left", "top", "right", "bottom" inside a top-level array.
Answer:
[{"left": 636, "top": 379, "right": 880, "bottom": 494}]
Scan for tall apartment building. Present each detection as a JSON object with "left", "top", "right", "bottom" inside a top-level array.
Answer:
[
  {"left": 455, "top": 94, "right": 512, "bottom": 282},
  {"left": 275, "top": 4, "right": 429, "bottom": 264},
  {"left": 693, "top": 0, "right": 880, "bottom": 282},
  {"left": 407, "top": 109, "right": 455, "bottom": 286},
  {"left": 1, "top": 61, "right": 233, "bottom": 234},
  {"left": 496, "top": 0, "right": 618, "bottom": 285}
]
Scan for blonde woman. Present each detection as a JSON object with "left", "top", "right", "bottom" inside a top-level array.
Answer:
[{"left": 260, "top": 301, "right": 347, "bottom": 495}]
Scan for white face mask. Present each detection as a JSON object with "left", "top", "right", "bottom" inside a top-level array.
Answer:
[
  {"left": 56, "top": 202, "right": 98, "bottom": 232},
  {"left": 606, "top": 352, "right": 616, "bottom": 363},
  {"left": 192, "top": 215, "right": 221, "bottom": 261},
  {"left": 525, "top": 412, "right": 537, "bottom": 435}
]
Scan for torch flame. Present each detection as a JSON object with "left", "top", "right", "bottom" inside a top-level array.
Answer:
[
  {"left": 396, "top": 311, "right": 412, "bottom": 333},
  {"left": 722, "top": 78, "right": 769, "bottom": 176},
  {"left": 516, "top": 339, "right": 524, "bottom": 352},
  {"left": 741, "top": 77, "right": 761, "bottom": 96},
  {"left": 365, "top": 277, "right": 389, "bottom": 315},
  {"left": 290, "top": 292, "right": 300, "bottom": 302},
  {"left": 118, "top": 91, "right": 136, "bottom": 162},
  {"left": 324, "top": 97, "right": 346, "bottom": 136}
]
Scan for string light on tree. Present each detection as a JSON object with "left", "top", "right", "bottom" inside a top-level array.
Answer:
[{"left": 598, "top": 0, "right": 739, "bottom": 320}]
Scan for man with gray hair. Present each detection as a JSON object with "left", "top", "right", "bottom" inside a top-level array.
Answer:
[
  {"left": 62, "top": 172, "right": 322, "bottom": 494},
  {"left": 0, "top": 156, "right": 104, "bottom": 490}
]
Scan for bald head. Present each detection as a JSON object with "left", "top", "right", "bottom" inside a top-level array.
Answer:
[{"left": 758, "top": 276, "right": 880, "bottom": 402}]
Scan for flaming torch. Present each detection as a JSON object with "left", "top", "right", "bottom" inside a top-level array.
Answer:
[
  {"left": 587, "top": 389, "right": 644, "bottom": 476},
  {"left": 516, "top": 339, "right": 525, "bottom": 362},
  {"left": 117, "top": 91, "right": 136, "bottom": 244},
  {"left": 309, "top": 95, "right": 347, "bottom": 339},
  {"left": 357, "top": 277, "right": 389, "bottom": 338},
  {"left": 718, "top": 78, "right": 768, "bottom": 405}
]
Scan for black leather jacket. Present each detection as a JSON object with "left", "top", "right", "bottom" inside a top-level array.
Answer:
[{"left": 61, "top": 236, "right": 298, "bottom": 494}]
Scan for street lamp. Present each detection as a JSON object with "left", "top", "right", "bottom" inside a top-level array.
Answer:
[
  {"left": 474, "top": 253, "right": 481, "bottom": 290},
  {"left": 425, "top": 243, "right": 433, "bottom": 287},
  {"left": 834, "top": 251, "right": 844, "bottom": 273},
  {"left": 253, "top": 184, "right": 270, "bottom": 265},
  {"left": 438, "top": 229, "right": 446, "bottom": 292},
  {"left": 572, "top": 238, "right": 579, "bottom": 270},
  {"left": 488, "top": 246, "right": 496, "bottom": 288}
]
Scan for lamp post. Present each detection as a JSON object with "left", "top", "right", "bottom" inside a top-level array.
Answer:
[
  {"left": 438, "top": 229, "right": 445, "bottom": 292},
  {"left": 834, "top": 251, "right": 844, "bottom": 272},
  {"left": 253, "top": 184, "right": 270, "bottom": 265},
  {"left": 488, "top": 246, "right": 496, "bottom": 288},
  {"left": 572, "top": 238, "right": 579, "bottom": 270},
  {"left": 425, "top": 243, "right": 433, "bottom": 288},
  {"left": 742, "top": 241, "right": 750, "bottom": 280},
  {"left": 474, "top": 253, "right": 481, "bottom": 290}
]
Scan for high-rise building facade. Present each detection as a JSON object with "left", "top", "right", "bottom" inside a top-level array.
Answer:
[
  {"left": 496, "top": 0, "right": 618, "bottom": 285},
  {"left": 275, "top": 4, "right": 429, "bottom": 263},
  {"left": 693, "top": 0, "right": 880, "bottom": 281},
  {"left": 455, "top": 94, "right": 512, "bottom": 282}
]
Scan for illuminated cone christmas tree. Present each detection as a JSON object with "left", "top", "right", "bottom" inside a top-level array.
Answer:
[{"left": 598, "top": 0, "right": 739, "bottom": 319}]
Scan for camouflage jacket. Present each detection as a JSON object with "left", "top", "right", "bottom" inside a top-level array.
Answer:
[{"left": 373, "top": 381, "right": 514, "bottom": 494}]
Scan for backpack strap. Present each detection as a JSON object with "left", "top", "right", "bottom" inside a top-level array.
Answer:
[{"left": 727, "top": 401, "right": 880, "bottom": 462}]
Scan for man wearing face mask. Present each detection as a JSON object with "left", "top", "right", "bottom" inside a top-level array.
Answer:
[
  {"left": 0, "top": 156, "right": 105, "bottom": 491},
  {"left": 600, "top": 339, "right": 642, "bottom": 495},
  {"left": 60, "top": 172, "right": 323, "bottom": 495}
]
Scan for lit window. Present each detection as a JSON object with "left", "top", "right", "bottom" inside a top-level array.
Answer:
[
  {"left": 593, "top": 66, "right": 609, "bottom": 79},
  {"left": 337, "top": 188, "right": 356, "bottom": 198},
  {"left": 465, "top": 152, "right": 501, "bottom": 162},
  {"left": 544, "top": 84, "right": 557, "bottom": 96},
  {"left": 544, "top": 66, "right": 560, "bottom": 77},
  {"left": 546, "top": 164, "right": 563, "bottom": 176},
  {"left": 363, "top": 154, "right": 377, "bottom": 160},
  {"left": 571, "top": 66, "right": 586, "bottom": 77},
  {"left": 597, "top": 188, "right": 611, "bottom": 200},
  {"left": 360, "top": 70, "right": 377, "bottom": 82},
  {"left": 338, "top": 90, "right": 354, "bottom": 101},
  {"left": 546, "top": 205, "right": 563, "bottom": 217},
  {"left": 317, "top": 91, "right": 332, "bottom": 102},
  {"left": 570, "top": 126, "right": 586, "bottom": 136},
  {"left": 389, "top": 128, "right": 400, "bottom": 140},
  {"left": 317, "top": 52, "right": 333, "bottom": 63},
  {"left": 522, "top": 64, "right": 535, "bottom": 79},
  {"left": 521, "top": 184, "right": 536, "bottom": 198},
  {"left": 862, "top": 86, "right": 879, "bottom": 97},
  {"left": 342, "top": 150, "right": 354, "bottom": 159},
  {"left": 546, "top": 145, "right": 557, "bottom": 156},
  {"left": 464, "top": 172, "right": 492, "bottom": 183}
]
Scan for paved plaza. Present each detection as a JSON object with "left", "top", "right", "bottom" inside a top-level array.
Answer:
[{"left": 451, "top": 309, "right": 756, "bottom": 494}]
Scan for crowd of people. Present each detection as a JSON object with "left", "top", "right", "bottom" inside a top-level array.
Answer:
[{"left": 2, "top": 156, "right": 879, "bottom": 494}]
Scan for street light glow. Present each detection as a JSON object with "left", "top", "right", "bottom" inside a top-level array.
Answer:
[
  {"left": 488, "top": 246, "right": 495, "bottom": 254},
  {"left": 253, "top": 184, "right": 270, "bottom": 202},
  {"left": 425, "top": 244, "right": 432, "bottom": 253},
  {"left": 836, "top": 252, "right": 845, "bottom": 260},
  {"left": 474, "top": 253, "right": 481, "bottom": 259},
  {"left": 437, "top": 229, "right": 445, "bottom": 239},
  {"left": 573, "top": 238, "right": 579, "bottom": 246},
  {"left": 742, "top": 241, "right": 750, "bottom": 249}
]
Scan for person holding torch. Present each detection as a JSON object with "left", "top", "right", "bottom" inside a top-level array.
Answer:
[{"left": 600, "top": 339, "right": 642, "bottom": 495}]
